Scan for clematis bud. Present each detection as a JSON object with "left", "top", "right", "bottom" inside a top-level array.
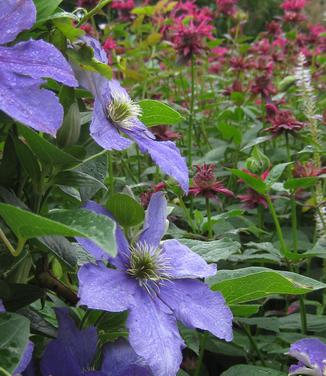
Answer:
[
  {"left": 57, "top": 102, "right": 81, "bottom": 147},
  {"left": 245, "top": 146, "right": 270, "bottom": 174}
]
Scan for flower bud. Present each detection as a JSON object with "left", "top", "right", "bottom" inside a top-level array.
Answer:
[
  {"left": 57, "top": 102, "right": 81, "bottom": 147},
  {"left": 245, "top": 146, "right": 270, "bottom": 174}
]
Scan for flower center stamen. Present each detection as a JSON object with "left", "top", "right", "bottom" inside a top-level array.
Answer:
[
  {"left": 126, "top": 242, "right": 171, "bottom": 294},
  {"left": 106, "top": 90, "right": 142, "bottom": 130}
]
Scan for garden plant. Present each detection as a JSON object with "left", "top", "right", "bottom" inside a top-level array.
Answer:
[{"left": 0, "top": 0, "right": 326, "bottom": 375}]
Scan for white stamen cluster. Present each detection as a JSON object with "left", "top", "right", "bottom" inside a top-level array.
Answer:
[
  {"left": 126, "top": 242, "right": 172, "bottom": 296},
  {"left": 106, "top": 89, "right": 142, "bottom": 130}
]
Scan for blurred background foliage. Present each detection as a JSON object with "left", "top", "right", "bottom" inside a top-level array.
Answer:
[{"left": 197, "top": 0, "right": 326, "bottom": 34}]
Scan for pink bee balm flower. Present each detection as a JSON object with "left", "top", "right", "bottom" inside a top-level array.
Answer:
[
  {"left": 103, "top": 37, "right": 117, "bottom": 52},
  {"left": 216, "top": 0, "right": 238, "bottom": 16},
  {"left": 171, "top": 18, "right": 213, "bottom": 61},
  {"left": 189, "top": 164, "right": 234, "bottom": 199},
  {"left": 281, "top": 0, "right": 308, "bottom": 11},
  {"left": 111, "top": 0, "right": 134, "bottom": 10},
  {"left": 293, "top": 161, "right": 326, "bottom": 178},
  {"left": 265, "top": 103, "right": 305, "bottom": 136}
]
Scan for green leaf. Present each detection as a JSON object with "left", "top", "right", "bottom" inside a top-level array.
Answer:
[
  {"left": 34, "top": 236, "right": 77, "bottom": 268},
  {"left": 0, "top": 280, "right": 44, "bottom": 311},
  {"left": 284, "top": 177, "right": 318, "bottom": 190},
  {"left": 79, "top": 143, "right": 108, "bottom": 201},
  {"left": 265, "top": 163, "right": 292, "bottom": 186},
  {"left": 178, "top": 238, "right": 240, "bottom": 263},
  {"left": 179, "top": 326, "right": 199, "bottom": 355},
  {"left": 279, "top": 75, "right": 297, "bottom": 92},
  {"left": 131, "top": 6, "right": 155, "bottom": 15},
  {"left": 208, "top": 267, "right": 326, "bottom": 304},
  {"left": 221, "top": 365, "right": 286, "bottom": 376},
  {"left": 53, "top": 18, "right": 85, "bottom": 40},
  {"left": 0, "top": 312, "right": 30, "bottom": 373},
  {"left": 217, "top": 123, "right": 242, "bottom": 145},
  {"left": 230, "top": 304, "right": 260, "bottom": 317},
  {"left": 106, "top": 193, "right": 145, "bottom": 227},
  {"left": 0, "top": 204, "right": 116, "bottom": 257},
  {"left": 67, "top": 44, "right": 112, "bottom": 80},
  {"left": 18, "top": 125, "right": 80, "bottom": 169},
  {"left": 139, "top": 100, "right": 183, "bottom": 127},
  {"left": 13, "top": 137, "right": 41, "bottom": 185},
  {"left": 54, "top": 170, "right": 107, "bottom": 191},
  {"left": 33, "top": 0, "right": 63, "bottom": 23},
  {"left": 48, "top": 209, "right": 116, "bottom": 256},
  {"left": 241, "top": 136, "right": 273, "bottom": 151},
  {"left": 229, "top": 169, "right": 267, "bottom": 194}
]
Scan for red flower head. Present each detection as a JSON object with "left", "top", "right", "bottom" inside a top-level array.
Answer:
[
  {"left": 80, "top": 23, "right": 96, "bottom": 36},
  {"left": 265, "top": 104, "right": 305, "bottom": 136},
  {"left": 250, "top": 38, "right": 271, "bottom": 56},
  {"left": 151, "top": 125, "right": 181, "bottom": 142},
  {"left": 223, "top": 79, "right": 245, "bottom": 96},
  {"left": 103, "top": 37, "right": 117, "bottom": 52},
  {"left": 216, "top": 0, "right": 238, "bottom": 17},
  {"left": 230, "top": 56, "right": 250, "bottom": 71},
  {"left": 140, "top": 182, "right": 166, "bottom": 208},
  {"left": 250, "top": 76, "right": 277, "bottom": 99},
  {"left": 171, "top": 19, "right": 213, "bottom": 62},
  {"left": 77, "top": 0, "right": 98, "bottom": 7},
  {"left": 267, "top": 20, "right": 282, "bottom": 36},
  {"left": 293, "top": 161, "right": 326, "bottom": 177},
  {"left": 189, "top": 164, "right": 234, "bottom": 199},
  {"left": 283, "top": 11, "right": 306, "bottom": 23},
  {"left": 253, "top": 56, "right": 274, "bottom": 74},
  {"left": 111, "top": 0, "right": 134, "bottom": 10},
  {"left": 168, "top": 0, "right": 213, "bottom": 62},
  {"left": 281, "top": 0, "right": 308, "bottom": 11},
  {"left": 238, "top": 169, "right": 269, "bottom": 209},
  {"left": 111, "top": 0, "right": 135, "bottom": 21}
]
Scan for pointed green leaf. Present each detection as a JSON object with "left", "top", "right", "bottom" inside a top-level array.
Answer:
[
  {"left": 0, "top": 313, "right": 30, "bottom": 373},
  {"left": 0, "top": 204, "right": 116, "bottom": 257},
  {"left": 208, "top": 267, "right": 326, "bottom": 304},
  {"left": 229, "top": 169, "right": 267, "bottom": 194},
  {"left": 139, "top": 100, "right": 184, "bottom": 127}
]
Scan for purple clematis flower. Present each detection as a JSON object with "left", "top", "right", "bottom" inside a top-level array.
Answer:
[
  {"left": 101, "top": 338, "right": 153, "bottom": 376},
  {"left": 72, "top": 37, "right": 188, "bottom": 192},
  {"left": 288, "top": 338, "right": 326, "bottom": 376},
  {"left": 0, "top": 0, "right": 78, "bottom": 136},
  {"left": 40, "top": 307, "right": 105, "bottom": 376},
  {"left": 40, "top": 307, "right": 151, "bottom": 376},
  {"left": 77, "top": 192, "right": 233, "bottom": 376}
]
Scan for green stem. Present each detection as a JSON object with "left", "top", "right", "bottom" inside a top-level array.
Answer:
[
  {"left": 291, "top": 196, "right": 298, "bottom": 254},
  {"left": 80, "top": 149, "right": 107, "bottom": 165},
  {"left": 285, "top": 133, "right": 298, "bottom": 254},
  {"left": 136, "top": 148, "right": 142, "bottom": 181},
  {"left": 108, "top": 152, "right": 114, "bottom": 194},
  {"left": 285, "top": 132, "right": 291, "bottom": 162},
  {"left": 243, "top": 325, "right": 266, "bottom": 366},
  {"left": 0, "top": 228, "right": 25, "bottom": 257},
  {"left": 79, "top": 309, "right": 90, "bottom": 329},
  {"left": 0, "top": 367, "right": 12, "bottom": 376},
  {"left": 299, "top": 296, "right": 308, "bottom": 334},
  {"left": 194, "top": 332, "right": 208, "bottom": 376},
  {"left": 187, "top": 55, "right": 195, "bottom": 167},
  {"left": 178, "top": 195, "right": 195, "bottom": 232},
  {"left": 265, "top": 195, "right": 289, "bottom": 258},
  {"left": 94, "top": 311, "right": 106, "bottom": 327},
  {"left": 205, "top": 197, "right": 212, "bottom": 239},
  {"left": 77, "top": 0, "right": 112, "bottom": 26}
]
